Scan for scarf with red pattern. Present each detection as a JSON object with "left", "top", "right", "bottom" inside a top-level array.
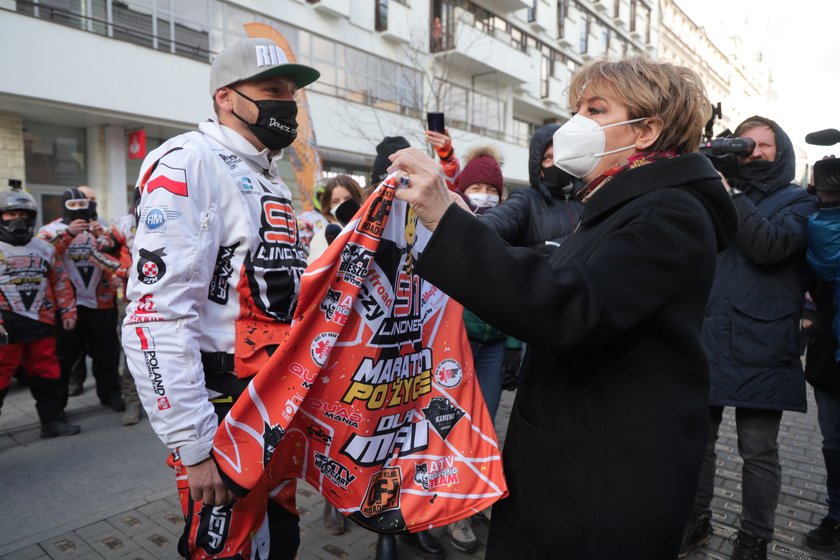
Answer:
[{"left": 576, "top": 150, "right": 678, "bottom": 203}]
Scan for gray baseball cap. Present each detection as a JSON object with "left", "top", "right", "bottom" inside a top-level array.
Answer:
[{"left": 209, "top": 38, "right": 320, "bottom": 97}]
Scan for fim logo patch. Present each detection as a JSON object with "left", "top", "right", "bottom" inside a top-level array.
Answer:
[
  {"left": 263, "top": 422, "right": 286, "bottom": 467},
  {"left": 196, "top": 503, "right": 232, "bottom": 555},
  {"left": 422, "top": 396, "right": 465, "bottom": 440},
  {"left": 360, "top": 467, "right": 401, "bottom": 518}
]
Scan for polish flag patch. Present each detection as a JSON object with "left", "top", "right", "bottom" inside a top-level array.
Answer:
[
  {"left": 147, "top": 163, "right": 188, "bottom": 197},
  {"left": 136, "top": 326, "right": 156, "bottom": 350}
]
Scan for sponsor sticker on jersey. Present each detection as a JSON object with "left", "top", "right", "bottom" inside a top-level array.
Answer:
[
  {"left": 310, "top": 332, "right": 338, "bottom": 367},
  {"left": 219, "top": 153, "right": 242, "bottom": 169},
  {"left": 313, "top": 452, "right": 356, "bottom": 489},
  {"left": 208, "top": 243, "right": 239, "bottom": 305},
  {"left": 434, "top": 359, "right": 462, "bottom": 388},
  {"left": 413, "top": 456, "right": 459, "bottom": 491},
  {"left": 360, "top": 467, "right": 401, "bottom": 518},
  {"left": 196, "top": 504, "right": 232, "bottom": 555},
  {"left": 136, "top": 248, "right": 167, "bottom": 285},
  {"left": 422, "top": 397, "right": 465, "bottom": 440}
]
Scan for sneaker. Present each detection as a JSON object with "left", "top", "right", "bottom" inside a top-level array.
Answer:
[
  {"left": 121, "top": 403, "right": 142, "bottom": 426},
  {"left": 40, "top": 420, "right": 81, "bottom": 438},
  {"left": 447, "top": 518, "right": 479, "bottom": 553},
  {"left": 678, "top": 511, "right": 711, "bottom": 558},
  {"left": 731, "top": 529, "right": 767, "bottom": 560},
  {"left": 806, "top": 516, "right": 840, "bottom": 551}
]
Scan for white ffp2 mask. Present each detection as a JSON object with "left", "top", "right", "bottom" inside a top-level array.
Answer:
[{"left": 552, "top": 114, "right": 647, "bottom": 178}]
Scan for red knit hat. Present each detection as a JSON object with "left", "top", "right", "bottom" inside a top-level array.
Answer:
[{"left": 456, "top": 146, "right": 504, "bottom": 195}]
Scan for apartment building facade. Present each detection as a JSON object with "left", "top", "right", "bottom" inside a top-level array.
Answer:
[{"left": 0, "top": 0, "right": 661, "bottom": 222}]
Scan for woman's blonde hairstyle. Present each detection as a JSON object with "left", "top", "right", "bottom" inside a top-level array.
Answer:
[{"left": 566, "top": 56, "right": 711, "bottom": 155}]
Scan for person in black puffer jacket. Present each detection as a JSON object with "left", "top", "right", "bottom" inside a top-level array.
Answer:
[{"left": 480, "top": 124, "right": 583, "bottom": 251}]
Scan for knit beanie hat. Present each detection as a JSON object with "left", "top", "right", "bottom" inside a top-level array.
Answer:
[
  {"left": 456, "top": 145, "right": 504, "bottom": 195},
  {"left": 371, "top": 136, "right": 411, "bottom": 187}
]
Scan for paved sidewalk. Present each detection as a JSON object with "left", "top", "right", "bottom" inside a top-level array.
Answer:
[{"left": 1, "top": 377, "right": 839, "bottom": 559}]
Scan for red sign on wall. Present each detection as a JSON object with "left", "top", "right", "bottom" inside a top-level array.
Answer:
[{"left": 128, "top": 129, "right": 146, "bottom": 160}]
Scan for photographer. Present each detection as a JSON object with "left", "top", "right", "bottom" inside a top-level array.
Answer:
[
  {"left": 38, "top": 186, "right": 124, "bottom": 415},
  {"left": 0, "top": 186, "right": 79, "bottom": 438},
  {"left": 802, "top": 155, "right": 840, "bottom": 551},
  {"left": 681, "top": 116, "right": 817, "bottom": 559}
]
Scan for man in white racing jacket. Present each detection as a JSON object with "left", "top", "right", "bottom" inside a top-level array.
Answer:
[{"left": 122, "top": 38, "right": 319, "bottom": 559}]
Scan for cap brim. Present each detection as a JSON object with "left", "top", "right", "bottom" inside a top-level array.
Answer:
[{"left": 251, "top": 63, "right": 320, "bottom": 89}]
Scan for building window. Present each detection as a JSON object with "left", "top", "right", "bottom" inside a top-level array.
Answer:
[
  {"left": 579, "top": 14, "right": 589, "bottom": 54},
  {"left": 601, "top": 27, "right": 609, "bottom": 53},
  {"left": 558, "top": 0, "right": 569, "bottom": 39},
  {"left": 629, "top": 0, "right": 636, "bottom": 32},
  {"left": 540, "top": 55, "right": 550, "bottom": 98},
  {"left": 23, "top": 122, "right": 87, "bottom": 188},
  {"left": 527, "top": 0, "right": 537, "bottom": 23},
  {"left": 375, "top": 0, "right": 388, "bottom": 32},
  {"left": 613, "top": 0, "right": 620, "bottom": 18}
]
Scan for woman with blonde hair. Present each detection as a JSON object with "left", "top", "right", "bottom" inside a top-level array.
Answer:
[{"left": 388, "top": 56, "right": 740, "bottom": 559}]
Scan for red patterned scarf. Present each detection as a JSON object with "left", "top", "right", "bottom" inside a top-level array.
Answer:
[{"left": 576, "top": 150, "right": 678, "bottom": 203}]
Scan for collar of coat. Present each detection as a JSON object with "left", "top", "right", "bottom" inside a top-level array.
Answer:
[{"left": 579, "top": 153, "right": 739, "bottom": 251}]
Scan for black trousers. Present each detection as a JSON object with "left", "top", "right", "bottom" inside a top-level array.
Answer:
[{"left": 56, "top": 305, "right": 120, "bottom": 407}]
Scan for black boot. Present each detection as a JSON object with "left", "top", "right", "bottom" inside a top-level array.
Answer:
[
  {"left": 401, "top": 530, "right": 445, "bottom": 559},
  {"left": 30, "top": 377, "right": 81, "bottom": 438},
  {"left": 376, "top": 534, "right": 397, "bottom": 560},
  {"left": 806, "top": 516, "right": 840, "bottom": 550},
  {"left": 0, "top": 386, "right": 8, "bottom": 416},
  {"left": 678, "top": 510, "right": 712, "bottom": 558},
  {"left": 731, "top": 529, "right": 767, "bottom": 560}
]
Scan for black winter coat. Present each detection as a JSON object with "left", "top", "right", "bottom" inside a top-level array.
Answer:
[
  {"left": 702, "top": 117, "right": 817, "bottom": 412},
  {"left": 481, "top": 124, "right": 584, "bottom": 249},
  {"left": 416, "top": 154, "right": 738, "bottom": 559}
]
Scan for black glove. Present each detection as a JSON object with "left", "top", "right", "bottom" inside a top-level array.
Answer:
[{"left": 501, "top": 348, "right": 521, "bottom": 391}]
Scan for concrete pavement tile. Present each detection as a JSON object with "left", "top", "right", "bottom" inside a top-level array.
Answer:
[
  {"left": 129, "top": 527, "right": 179, "bottom": 560},
  {"left": 0, "top": 545, "right": 48, "bottom": 560},
  {"left": 71, "top": 521, "right": 113, "bottom": 540},
  {"left": 106, "top": 511, "right": 155, "bottom": 537},
  {"left": 300, "top": 534, "right": 369, "bottom": 560},
  {"left": 38, "top": 532, "right": 98, "bottom": 560},
  {"left": 114, "top": 551, "right": 160, "bottom": 560},
  {"left": 87, "top": 531, "right": 143, "bottom": 558},
  {"left": 135, "top": 499, "right": 176, "bottom": 518}
]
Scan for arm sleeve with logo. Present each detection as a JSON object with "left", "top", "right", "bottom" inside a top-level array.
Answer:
[{"left": 123, "top": 147, "right": 221, "bottom": 466}]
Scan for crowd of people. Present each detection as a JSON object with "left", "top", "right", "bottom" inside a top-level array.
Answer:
[{"left": 2, "top": 37, "right": 840, "bottom": 560}]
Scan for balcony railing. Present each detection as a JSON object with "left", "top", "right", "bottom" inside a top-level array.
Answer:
[{"left": 10, "top": 0, "right": 213, "bottom": 61}]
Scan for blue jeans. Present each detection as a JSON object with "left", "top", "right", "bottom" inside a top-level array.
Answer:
[
  {"left": 469, "top": 339, "right": 505, "bottom": 422},
  {"left": 814, "top": 387, "right": 840, "bottom": 520},
  {"left": 693, "top": 406, "right": 782, "bottom": 540}
]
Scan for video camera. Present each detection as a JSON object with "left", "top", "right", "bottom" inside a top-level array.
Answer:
[
  {"left": 699, "top": 102, "right": 755, "bottom": 177},
  {"left": 806, "top": 129, "right": 840, "bottom": 192}
]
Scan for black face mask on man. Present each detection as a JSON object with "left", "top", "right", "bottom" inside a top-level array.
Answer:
[
  {"left": 230, "top": 88, "right": 298, "bottom": 151},
  {"left": 540, "top": 164, "right": 573, "bottom": 198},
  {"left": 735, "top": 160, "right": 774, "bottom": 184},
  {"left": 62, "top": 188, "right": 97, "bottom": 224}
]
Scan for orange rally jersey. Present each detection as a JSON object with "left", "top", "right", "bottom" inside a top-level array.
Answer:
[{"left": 214, "top": 176, "right": 508, "bottom": 533}]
